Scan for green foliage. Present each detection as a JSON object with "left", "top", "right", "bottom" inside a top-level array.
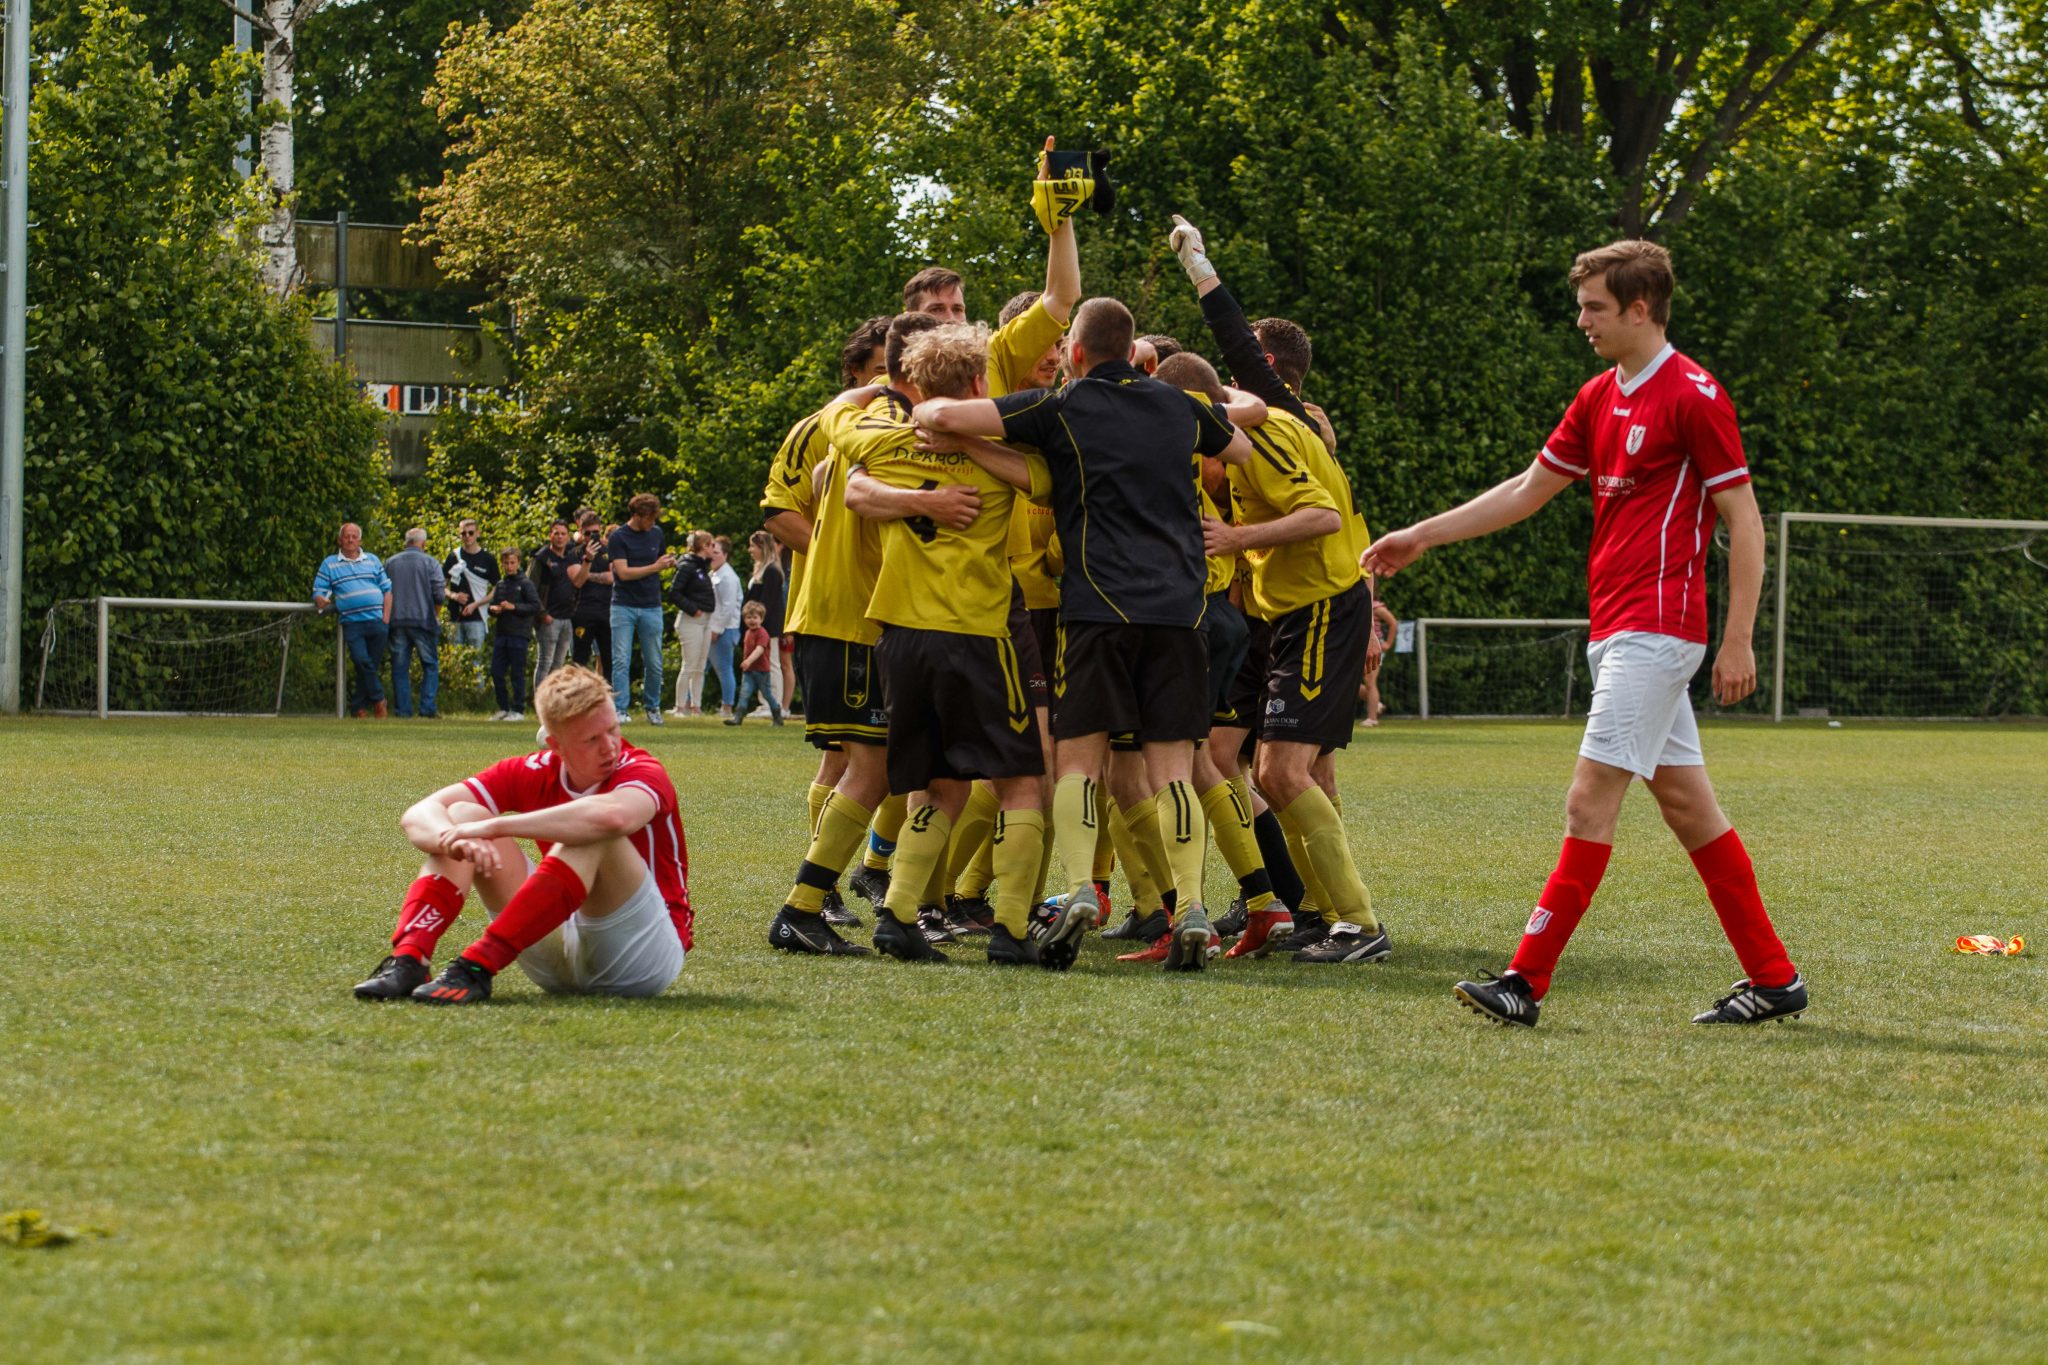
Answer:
[{"left": 21, "top": 2, "right": 387, "bottom": 640}]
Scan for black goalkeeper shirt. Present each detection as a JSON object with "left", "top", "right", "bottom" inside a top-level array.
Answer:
[{"left": 994, "top": 358, "right": 1238, "bottom": 628}]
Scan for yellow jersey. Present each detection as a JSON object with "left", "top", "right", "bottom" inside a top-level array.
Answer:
[
  {"left": 782, "top": 392, "right": 905, "bottom": 645},
  {"left": 1229, "top": 408, "right": 1364, "bottom": 619},
  {"left": 761, "top": 408, "right": 830, "bottom": 609},
  {"left": 991, "top": 299, "right": 1067, "bottom": 608},
  {"left": 857, "top": 411, "right": 1052, "bottom": 637}
]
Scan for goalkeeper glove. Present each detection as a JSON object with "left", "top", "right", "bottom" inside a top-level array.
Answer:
[
  {"left": 1032, "top": 173, "right": 1092, "bottom": 235},
  {"left": 1170, "top": 213, "right": 1217, "bottom": 286}
]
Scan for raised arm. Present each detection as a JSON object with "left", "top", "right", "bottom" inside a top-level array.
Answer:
[
  {"left": 1170, "top": 215, "right": 1312, "bottom": 425},
  {"left": 1361, "top": 457, "right": 1576, "bottom": 579}
]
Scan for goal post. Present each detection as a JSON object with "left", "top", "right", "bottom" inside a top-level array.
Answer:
[
  {"left": 1771, "top": 513, "right": 2048, "bottom": 721},
  {"left": 35, "top": 596, "right": 346, "bottom": 718},
  {"left": 1412, "top": 618, "right": 1592, "bottom": 719}
]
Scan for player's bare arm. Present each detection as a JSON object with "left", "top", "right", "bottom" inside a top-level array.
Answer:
[
  {"left": 1218, "top": 386, "right": 1267, "bottom": 428},
  {"left": 1363, "top": 458, "right": 1577, "bottom": 578},
  {"left": 762, "top": 509, "right": 814, "bottom": 555},
  {"left": 400, "top": 782, "right": 508, "bottom": 874},
  {"left": 1039, "top": 139, "right": 1083, "bottom": 322},
  {"left": 443, "top": 786, "right": 659, "bottom": 854},
  {"left": 1710, "top": 481, "right": 1765, "bottom": 706},
  {"left": 917, "top": 427, "right": 1039, "bottom": 494},
  {"left": 911, "top": 396, "right": 1006, "bottom": 437},
  {"left": 843, "top": 467, "right": 981, "bottom": 529},
  {"left": 1203, "top": 504, "right": 1342, "bottom": 557}
]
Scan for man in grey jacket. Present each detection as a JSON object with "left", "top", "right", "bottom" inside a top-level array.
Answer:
[{"left": 387, "top": 527, "right": 447, "bottom": 718}]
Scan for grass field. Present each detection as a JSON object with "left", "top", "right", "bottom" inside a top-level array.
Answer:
[{"left": 3, "top": 715, "right": 2046, "bottom": 1361}]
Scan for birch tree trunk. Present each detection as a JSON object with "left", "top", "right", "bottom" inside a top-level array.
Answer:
[{"left": 257, "top": 0, "right": 297, "bottom": 294}]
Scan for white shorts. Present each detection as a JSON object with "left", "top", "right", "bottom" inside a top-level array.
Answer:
[
  {"left": 514, "top": 862, "right": 686, "bottom": 998},
  {"left": 1578, "top": 631, "right": 1707, "bottom": 780}
]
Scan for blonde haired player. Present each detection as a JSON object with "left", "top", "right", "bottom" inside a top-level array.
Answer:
[{"left": 352, "top": 666, "right": 692, "bottom": 1004}]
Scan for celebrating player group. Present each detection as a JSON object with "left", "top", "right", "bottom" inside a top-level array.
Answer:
[{"left": 347, "top": 136, "right": 1805, "bottom": 1029}]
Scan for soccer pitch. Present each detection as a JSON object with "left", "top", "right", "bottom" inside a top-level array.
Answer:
[{"left": 3, "top": 717, "right": 2045, "bottom": 1360}]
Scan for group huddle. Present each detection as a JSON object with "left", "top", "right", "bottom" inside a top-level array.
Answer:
[{"left": 351, "top": 140, "right": 1810, "bottom": 1029}]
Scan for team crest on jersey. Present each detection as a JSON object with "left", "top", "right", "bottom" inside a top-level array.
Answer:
[{"left": 1625, "top": 424, "right": 1647, "bottom": 456}]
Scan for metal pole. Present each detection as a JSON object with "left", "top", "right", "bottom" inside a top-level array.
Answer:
[
  {"left": 1772, "top": 511, "right": 1789, "bottom": 723},
  {"left": 333, "top": 210, "right": 347, "bottom": 360},
  {"left": 0, "top": 0, "right": 30, "bottom": 714},
  {"left": 1416, "top": 621, "right": 1429, "bottom": 720},
  {"left": 95, "top": 596, "right": 108, "bottom": 719},
  {"left": 334, "top": 619, "right": 345, "bottom": 717}
]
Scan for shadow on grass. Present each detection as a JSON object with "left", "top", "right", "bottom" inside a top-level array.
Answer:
[
  {"left": 1729, "top": 1022, "right": 2048, "bottom": 1062},
  {"left": 1057, "top": 939, "right": 1671, "bottom": 996},
  {"left": 504, "top": 990, "right": 790, "bottom": 1015}
]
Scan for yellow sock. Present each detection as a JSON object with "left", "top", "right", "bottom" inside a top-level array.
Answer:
[
  {"left": 788, "top": 791, "right": 871, "bottom": 913},
  {"left": 880, "top": 804, "right": 951, "bottom": 924},
  {"left": 1284, "top": 819, "right": 1329, "bottom": 922},
  {"left": 1051, "top": 773, "right": 1100, "bottom": 899},
  {"left": 947, "top": 783, "right": 999, "bottom": 896},
  {"left": 1123, "top": 793, "right": 1174, "bottom": 911},
  {"left": 1090, "top": 785, "right": 1116, "bottom": 882},
  {"left": 863, "top": 793, "right": 907, "bottom": 872},
  {"left": 1106, "top": 798, "right": 1158, "bottom": 911},
  {"left": 1282, "top": 787, "right": 1377, "bottom": 933},
  {"left": 991, "top": 807, "right": 1046, "bottom": 936},
  {"left": 1153, "top": 780, "right": 1208, "bottom": 916},
  {"left": 805, "top": 782, "right": 833, "bottom": 837},
  {"left": 1200, "top": 779, "right": 1275, "bottom": 913},
  {"left": 921, "top": 822, "right": 953, "bottom": 907}
]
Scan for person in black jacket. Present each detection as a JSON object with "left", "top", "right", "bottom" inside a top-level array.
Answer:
[
  {"left": 487, "top": 547, "right": 542, "bottom": 720},
  {"left": 667, "top": 530, "right": 718, "bottom": 716}
]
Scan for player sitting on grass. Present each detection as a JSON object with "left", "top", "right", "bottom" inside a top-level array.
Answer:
[
  {"left": 1364, "top": 238, "right": 1806, "bottom": 1028},
  {"left": 352, "top": 666, "right": 691, "bottom": 1004}
]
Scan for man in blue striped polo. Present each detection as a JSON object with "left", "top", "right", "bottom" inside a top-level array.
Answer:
[{"left": 314, "top": 521, "right": 395, "bottom": 718}]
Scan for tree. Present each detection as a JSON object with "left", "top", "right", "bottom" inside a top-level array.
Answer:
[{"left": 23, "top": 2, "right": 386, "bottom": 640}]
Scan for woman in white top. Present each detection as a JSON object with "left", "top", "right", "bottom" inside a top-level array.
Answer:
[{"left": 706, "top": 535, "right": 744, "bottom": 719}]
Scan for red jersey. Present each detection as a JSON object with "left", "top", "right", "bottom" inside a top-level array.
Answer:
[
  {"left": 462, "top": 742, "right": 693, "bottom": 949},
  {"left": 1538, "top": 344, "right": 1750, "bottom": 644}
]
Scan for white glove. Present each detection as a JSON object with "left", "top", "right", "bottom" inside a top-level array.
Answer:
[{"left": 1170, "top": 214, "right": 1216, "bottom": 286}]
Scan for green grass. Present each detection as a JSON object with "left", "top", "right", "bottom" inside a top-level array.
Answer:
[{"left": 3, "top": 716, "right": 2045, "bottom": 1361}]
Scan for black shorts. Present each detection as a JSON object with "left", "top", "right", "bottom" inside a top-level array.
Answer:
[
  {"left": 1202, "top": 592, "right": 1252, "bottom": 724},
  {"left": 1007, "top": 582, "right": 1049, "bottom": 710},
  {"left": 1051, "top": 620, "right": 1210, "bottom": 744},
  {"left": 1028, "top": 606, "right": 1060, "bottom": 678},
  {"left": 1219, "top": 614, "right": 1274, "bottom": 731},
  {"left": 795, "top": 633, "right": 888, "bottom": 750},
  {"left": 876, "top": 626, "right": 1043, "bottom": 793},
  {"left": 1260, "top": 581, "right": 1371, "bottom": 752}
]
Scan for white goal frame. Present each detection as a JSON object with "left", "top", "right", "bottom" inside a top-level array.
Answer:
[
  {"left": 36, "top": 596, "right": 346, "bottom": 718},
  {"left": 1770, "top": 512, "right": 2048, "bottom": 722},
  {"left": 1413, "top": 618, "right": 1591, "bottom": 719}
]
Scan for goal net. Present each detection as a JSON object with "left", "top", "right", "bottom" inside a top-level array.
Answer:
[
  {"left": 1764, "top": 514, "right": 2048, "bottom": 720},
  {"left": 1403, "top": 619, "right": 1593, "bottom": 718},
  {"left": 35, "top": 597, "right": 341, "bottom": 717}
]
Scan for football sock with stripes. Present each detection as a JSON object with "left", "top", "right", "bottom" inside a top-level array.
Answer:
[
  {"left": 991, "top": 807, "right": 1045, "bottom": 937},
  {"left": 1689, "top": 829, "right": 1797, "bottom": 989},
  {"left": 1280, "top": 788, "right": 1378, "bottom": 933},
  {"left": 947, "top": 782, "right": 1000, "bottom": 898},
  {"left": 1105, "top": 798, "right": 1157, "bottom": 911},
  {"left": 787, "top": 791, "right": 870, "bottom": 913},
  {"left": 1252, "top": 806, "right": 1306, "bottom": 910},
  {"left": 880, "top": 805, "right": 951, "bottom": 926},
  {"left": 863, "top": 793, "right": 907, "bottom": 873},
  {"left": 1123, "top": 793, "right": 1176, "bottom": 913},
  {"left": 392, "top": 873, "right": 466, "bottom": 962},
  {"left": 1199, "top": 780, "right": 1276, "bottom": 913},
  {"left": 1051, "top": 773, "right": 1101, "bottom": 900},
  {"left": 805, "top": 782, "right": 833, "bottom": 838},
  {"left": 461, "top": 855, "right": 587, "bottom": 974},
  {"left": 1505, "top": 836, "right": 1610, "bottom": 998},
  {"left": 1154, "top": 781, "right": 1209, "bottom": 916}
]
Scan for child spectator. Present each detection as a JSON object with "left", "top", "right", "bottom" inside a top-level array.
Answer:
[
  {"left": 487, "top": 546, "right": 541, "bottom": 720},
  {"left": 722, "top": 601, "right": 782, "bottom": 727}
]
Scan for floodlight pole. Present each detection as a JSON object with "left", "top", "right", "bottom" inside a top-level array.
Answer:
[{"left": 0, "top": 0, "right": 31, "bottom": 714}]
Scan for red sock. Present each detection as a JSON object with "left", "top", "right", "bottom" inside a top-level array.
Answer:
[
  {"left": 1689, "top": 829, "right": 1796, "bottom": 988},
  {"left": 460, "top": 857, "right": 589, "bottom": 974},
  {"left": 392, "top": 874, "right": 466, "bottom": 962},
  {"left": 1507, "top": 837, "right": 1612, "bottom": 998}
]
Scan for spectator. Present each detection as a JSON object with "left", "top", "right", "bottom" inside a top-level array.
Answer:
[
  {"left": 608, "top": 492, "right": 675, "bottom": 725},
  {"left": 743, "top": 530, "right": 789, "bottom": 717},
  {"left": 706, "top": 534, "right": 744, "bottom": 720},
  {"left": 443, "top": 518, "right": 497, "bottom": 649},
  {"left": 487, "top": 546, "right": 541, "bottom": 720},
  {"left": 313, "top": 521, "right": 392, "bottom": 719},
  {"left": 723, "top": 600, "right": 783, "bottom": 726},
  {"left": 567, "top": 509, "right": 613, "bottom": 679},
  {"left": 668, "top": 530, "right": 717, "bottom": 717},
  {"left": 1361, "top": 597, "right": 1398, "bottom": 727},
  {"left": 529, "top": 519, "right": 578, "bottom": 692},
  {"left": 386, "top": 526, "right": 447, "bottom": 719}
]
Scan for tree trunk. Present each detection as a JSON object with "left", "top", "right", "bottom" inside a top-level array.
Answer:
[{"left": 258, "top": 0, "right": 297, "bottom": 295}]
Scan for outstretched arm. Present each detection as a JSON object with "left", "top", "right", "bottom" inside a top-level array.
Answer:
[
  {"left": 1204, "top": 506, "right": 1341, "bottom": 557},
  {"left": 913, "top": 397, "right": 1007, "bottom": 437},
  {"left": 844, "top": 467, "right": 982, "bottom": 529},
  {"left": 916, "top": 428, "right": 1044, "bottom": 494},
  {"left": 1361, "top": 458, "right": 1575, "bottom": 578}
]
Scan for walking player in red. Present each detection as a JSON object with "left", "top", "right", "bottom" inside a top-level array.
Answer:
[
  {"left": 1364, "top": 239, "right": 1805, "bottom": 1028},
  {"left": 351, "top": 665, "right": 691, "bottom": 1004}
]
